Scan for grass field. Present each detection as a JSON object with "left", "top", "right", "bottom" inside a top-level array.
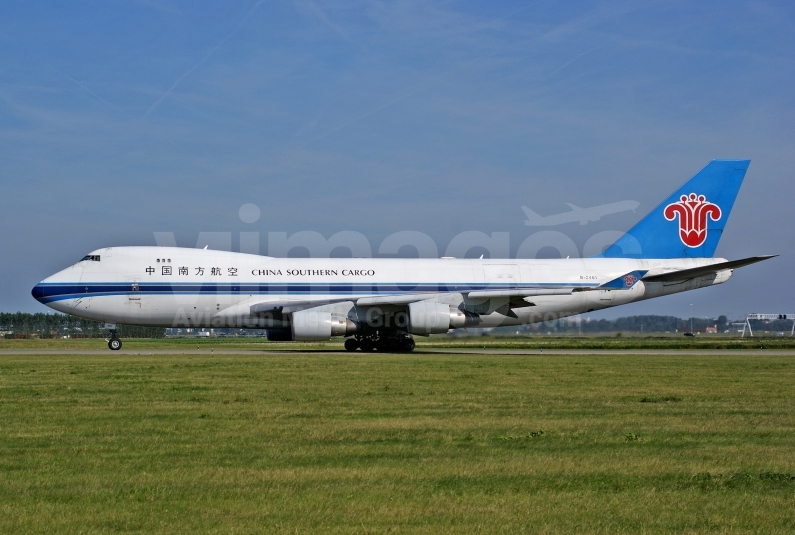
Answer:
[
  {"left": 1, "top": 349, "right": 794, "bottom": 533},
  {"left": 2, "top": 333, "right": 795, "bottom": 351}
]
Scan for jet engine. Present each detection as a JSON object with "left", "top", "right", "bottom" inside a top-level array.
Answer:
[
  {"left": 407, "top": 302, "right": 467, "bottom": 335},
  {"left": 291, "top": 310, "right": 357, "bottom": 341}
]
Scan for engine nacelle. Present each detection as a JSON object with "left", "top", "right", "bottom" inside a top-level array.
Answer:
[
  {"left": 408, "top": 302, "right": 458, "bottom": 335},
  {"left": 291, "top": 310, "right": 356, "bottom": 341}
]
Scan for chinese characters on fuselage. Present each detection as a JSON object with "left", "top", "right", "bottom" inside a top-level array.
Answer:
[{"left": 145, "top": 266, "right": 376, "bottom": 276}]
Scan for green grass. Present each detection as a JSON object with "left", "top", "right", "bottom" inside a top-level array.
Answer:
[
  {"left": 1, "top": 352, "right": 794, "bottom": 533},
  {"left": 3, "top": 333, "right": 795, "bottom": 351}
]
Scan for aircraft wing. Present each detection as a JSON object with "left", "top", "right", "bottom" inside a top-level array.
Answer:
[
  {"left": 641, "top": 255, "right": 776, "bottom": 283},
  {"left": 359, "top": 272, "right": 649, "bottom": 303},
  {"left": 245, "top": 268, "right": 659, "bottom": 317},
  {"left": 356, "top": 293, "right": 449, "bottom": 306},
  {"left": 250, "top": 289, "right": 574, "bottom": 312},
  {"left": 250, "top": 299, "right": 354, "bottom": 316},
  {"left": 466, "top": 288, "right": 574, "bottom": 298},
  {"left": 250, "top": 294, "right": 459, "bottom": 315}
]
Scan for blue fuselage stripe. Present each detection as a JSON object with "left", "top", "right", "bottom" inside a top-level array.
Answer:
[{"left": 32, "top": 281, "right": 590, "bottom": 303}]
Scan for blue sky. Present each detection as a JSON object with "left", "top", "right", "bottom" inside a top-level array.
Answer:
[{"left": 1, "top": 0, "right": 793, "bottom": 318}]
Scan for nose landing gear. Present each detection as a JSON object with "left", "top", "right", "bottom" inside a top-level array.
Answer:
[{"left": 105, "top": 324, "right": 122, "bottom": 350}]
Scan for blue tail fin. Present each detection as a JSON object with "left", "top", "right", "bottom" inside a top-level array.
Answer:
[{"left": 600, "top": 160, "right": 750, "bottom": 259}]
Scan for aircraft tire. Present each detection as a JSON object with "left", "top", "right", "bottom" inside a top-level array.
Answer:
[
  {"left": 402, "top": 338, "right": 415, "bottom": 352},
  {"left": 344, "top": 338, "right": 358, "bottom": 352},
  {"left": 108, "top": 339, "right": 122, "bottom": 351},
  {"left": 359, "top": 340, "right": 374, "bottom": 352}
]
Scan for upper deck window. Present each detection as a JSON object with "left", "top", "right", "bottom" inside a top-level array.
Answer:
[{"left": 80, "top": 255, "right": 101, "bottom": 262}]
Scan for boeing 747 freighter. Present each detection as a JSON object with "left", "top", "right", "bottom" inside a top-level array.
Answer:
[{"left": 33, "top": 160, "right": 773, "bottom": 351}]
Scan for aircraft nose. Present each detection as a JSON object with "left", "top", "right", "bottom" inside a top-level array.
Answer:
[
  {"left": 31, "top": 282, "right": 47, "bottom": 303},
  {"left": 30, "top": 282, "right": 50, "bottom": 304}
]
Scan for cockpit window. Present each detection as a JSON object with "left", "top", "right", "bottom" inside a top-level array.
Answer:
[{"left": 80, "top": 255, "right": 101, "bottom": 262}]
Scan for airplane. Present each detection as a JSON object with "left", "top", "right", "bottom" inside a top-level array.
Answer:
[
  {"left": 522, "top": 200, "right": 640, "bottom": 226},
  {"left": 32, "top": 160, "right": 774, "bottom": 352}
]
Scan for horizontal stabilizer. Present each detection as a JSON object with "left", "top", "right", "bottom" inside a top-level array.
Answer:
[{"left": 642, "top": 255, "right": 776, "bottom": 283}]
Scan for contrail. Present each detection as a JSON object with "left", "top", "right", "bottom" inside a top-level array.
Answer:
[
  {"left": 300, "top": 4, "right": 536, "bottom": 148},
  {"left": 144, "top": 0, "right": 269, "bottom": 118},
  {"left": 547, "top": 48, "right": 598, "bottom": 78},
  {"left": 60, "top": 71, "right": 122, "bottom": 111}
]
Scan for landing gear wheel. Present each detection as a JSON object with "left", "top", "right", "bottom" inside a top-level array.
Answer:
[
  {"left": 108, "top": 339, "right": 122, "bottom": 351},
  {"left": 402, "top": 338, "right": 415, "bottom": 352},
  {"left": 344, "top": 338, "right": 359, "bottom": 352},
  {"left": 359, "top": 340, "right": 374, "bottom": 352}
]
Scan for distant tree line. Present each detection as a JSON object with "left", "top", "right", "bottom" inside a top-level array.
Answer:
[
  {"left": 497, "top": 315, "right": 795, "bottom": 334},
  {"left": 1, "top": 312, "right": 792, "bottom": 339},
  {"left": 0, "top": 313, "right": 165, "bottom": 338},
  {"left": 480, "top": 314, "right": 717, "bottom": 334},
  {"left": 563, "top": 315, "right": 729, "bottom": 333}
]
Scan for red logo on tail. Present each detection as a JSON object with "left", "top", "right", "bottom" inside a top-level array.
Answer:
[{"left": 664, "top": 193, "right": 721, "bottom": 248}]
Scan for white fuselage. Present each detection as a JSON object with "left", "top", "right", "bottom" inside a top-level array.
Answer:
[{"left": 33, "top": 246, "right": 731, "bottom": 331}]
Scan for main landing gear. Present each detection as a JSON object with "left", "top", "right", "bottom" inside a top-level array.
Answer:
[
  {"left": 344, "top": 334, "right": 415, "bottom": 353},
  {"left": 106, "top": 326, "right": 122, "bottom": 351}
]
